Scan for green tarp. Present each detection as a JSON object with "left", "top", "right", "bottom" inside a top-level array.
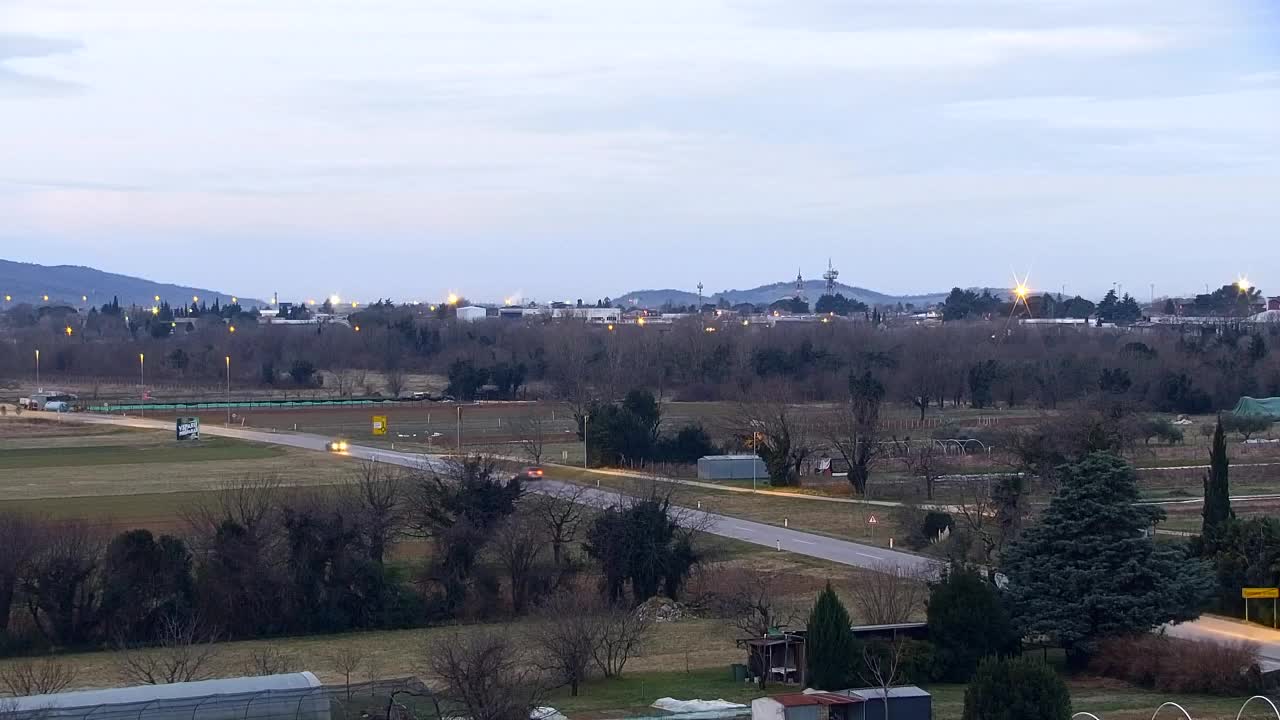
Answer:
[{"left": 1232, "top": 397, "right": 1280, "bottom": 416}]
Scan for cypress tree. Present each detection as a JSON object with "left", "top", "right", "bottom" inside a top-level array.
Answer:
[
  {"left": 805, "top": 582, "right": 855, "bottom": 690},
  {"left": 1202, "top": 417, "right": 1233, "bottom": 540}
]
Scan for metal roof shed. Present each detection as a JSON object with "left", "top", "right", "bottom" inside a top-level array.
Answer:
[
  {"left": 4, "top": 672, "right": 328, "bottom": 720},
  {"left": 844, "top": 686, "right": 932, "bottom": 720},
  {"left": 751, "top": 693, "right": 861, "bottom": 720},
  {"left": 698, "top": 454, "right": 768, "bottom": 481}
]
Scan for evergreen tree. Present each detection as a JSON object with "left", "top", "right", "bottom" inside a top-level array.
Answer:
[
  {"left": 927, "top": 568, "right": 1020, "bottom": 682},
  {"left": 1002, "top": 452, "right": 1212, "bottom": 666},
  {"left": 1202, "top": 417, "right": 1233, "bottom": 543},
  {"left": 962, "top": 657, "right": 1070, "bottom": 720},
  {"left": 804, "top": 583, "right": 855, "bottom": 690}
]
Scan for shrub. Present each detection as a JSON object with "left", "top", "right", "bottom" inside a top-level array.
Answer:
[
  {"left": 962, "top": 656, "right": 1071, "bottom": 720},
  {"left": 805, "top": 583, "right": 856, "bottom": 690},
  {"left": 927, "top": 568, "right": 1020, "bottom": 682},
  {"left": 1090, "top": 635, "right": 1260, "bottom": 696}
]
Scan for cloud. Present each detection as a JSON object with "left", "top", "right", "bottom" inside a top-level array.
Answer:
[{"left": 0, "top": 32, "right": 83, "bottom": 94}]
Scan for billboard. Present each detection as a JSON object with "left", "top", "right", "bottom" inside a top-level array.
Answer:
[
  {"left": 372, "top": 415, "right": 387, "bottom": 436},
  {"left": 176, "top": 417, "right": 201, "bottom": 441}
]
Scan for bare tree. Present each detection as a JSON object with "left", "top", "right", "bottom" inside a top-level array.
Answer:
[
  {"left": 113, "top": 615, "right": 219, "bottom": 685},
  {"left": 491, "top": 511, "right": 547, "bottom": 615},
  {"left": 737, "top": 398, "right": 815, "bottom": 487},
  {"left": 326, "top": 647, "right": 366, "bottom": 700},
  {"left": 242, "top": 647, "right": 297, "bottom": 677},
  {"left": 851, "top": 564, "right": 928, "bottom": 626},
  {"left": 0, "top": 657, "right": 77, "bottom": 696},
  {"left": 860, "top": 635, "right": 908, "bottom": 720},
  {"left": 383, "top": 368, "right": 407, "bottom": 398},
  {"left": 22, "top": 520, "right": 104, "bottom": 647},
  {"left": 512, "top": 415, "right": 549, "bottom": 465},
  {"left": 715, "top": 568, "right": 799, "bottom": 638},
  {"left": 826, "top": 370, "right": 885, "bottom": 496},
  {"left": 951, "top": 475, "right": 1025, "bottom": 567},
  {"left": 529, "top": 485, "right": 587, "bottom": 567},
  {"left": 182, "top": 475, "right": 282, "bottom": 550},
  {"left": 425, "top": 629, "right": 546, "bottom": 720},
  {"left": 0, "top": 512, "right": 42, "bottom": 633},
  {"left": 345, "top": 461, "right": 404, "bottom": 566},
  {"left": 893, "top": 437, "right": 947, "bottom": 501},
  {"left": 592, "top": 602, "right": 654, "bottom": 678},
  {"left": 526, "top": 591, "right": 601, "bottom": 697}
]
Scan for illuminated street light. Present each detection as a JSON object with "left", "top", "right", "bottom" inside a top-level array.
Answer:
[
  {"left": 3, "top": 295, "right": 10, "bottom": 302},
  {"left": 64, "top": 326, "right": 73, "bottom": 337},
  {"left": 193, "top": 295, "right": 199, "bottom": 303},
  {"left": 231, "top": 296, "right": 238, "bottom": 304},
  {"left": 151, "top": 306, "right": 159, "bottom": 315},
  {"left": 228, "top": 325, "right": 236, "bottom": 333},
  {"left": 446, "top": 292, "right": 460, "bottom": 306},
  {"left": 637, "top": 316, "right": 646, "bottom": 326},
  {"left": 1237, "top": 276, "right": 1253, "bottom": 293},
  {"left": 81, "top": 295, "right": 87, "bottom": 302},
  {"left": 154, "top": 295, "right": 161, "bottom": 302},
  {"left": 42, "top": 295, "right": 49, "bottom": 302},
  {"left": 329, "top": 294, "right": 341, "bottom": 305}
]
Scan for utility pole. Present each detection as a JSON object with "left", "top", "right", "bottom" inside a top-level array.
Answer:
[
  {"left": 34, "top": 349, "right": 40, "bottom": 389},
  {"left": 225, "top": 356, "right": 231, "bottom": 425},
  {"left": 455, "top": 405, "right": 463, "bottom": 454},
  {"left": 582, "top": 413, "right": 590, "bottom": 468}
]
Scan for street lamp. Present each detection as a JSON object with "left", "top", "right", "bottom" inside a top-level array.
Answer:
[
  {"left": 582, "top": 413, "right": 590, "bottom": 469},
  {"left": 225, "top": 356, "right": 231, "bottom": 425},
  {"left": 139, "top": 353, "right": 145, "bottom": 417},
  {"left": 34, "top": 349, "right": 40, "bottom": 389}
]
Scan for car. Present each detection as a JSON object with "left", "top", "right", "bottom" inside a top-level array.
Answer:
[
  {"left": 515, "top": 466, "right": 545, "bottom": 481},
  {"left": 325, "top": 439, "right": 350, "bottom": 453}
]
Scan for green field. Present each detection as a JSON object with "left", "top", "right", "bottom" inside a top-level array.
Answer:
[{"left": 0, "top": 437, "right": 282, "bottom": 469}]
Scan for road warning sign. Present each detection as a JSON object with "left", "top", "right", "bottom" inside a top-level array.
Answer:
[{"left": 867, "top": 515, "right": 879, "bottom": 525}]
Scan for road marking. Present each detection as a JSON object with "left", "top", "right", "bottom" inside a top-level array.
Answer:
[
  {"left": 732, "top": 526, "right": 756, "bottom": 533},
  {"left": 792, "top": 539, "right": 816, "bottom": 545},
  {"left": 856, "top": 552, "right": 882, "bottom": 559}
]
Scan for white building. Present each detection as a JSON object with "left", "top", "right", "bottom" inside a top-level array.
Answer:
[{"left": 456, "top": 305, "right": 488, "bottom": 322}]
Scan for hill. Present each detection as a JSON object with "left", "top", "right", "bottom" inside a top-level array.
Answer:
[
  {"left": 0, "top": 259, "right": 260, "bottom": 308},
  {"left": 616, "top": 280, "right": 952, "bottom": 309}
]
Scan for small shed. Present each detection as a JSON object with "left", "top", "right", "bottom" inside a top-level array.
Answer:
[
  {"left": 845, "top": 686, "right": 932, "bottom": 720},
  {"left": 751, "top": 692, "right": 861, "bottom": 720},
  {"left": 737, "top": 631, "right": 806, "bottom": 686},
  {"left": 698, "top": 454, "right": 768, "bottom": 481}
]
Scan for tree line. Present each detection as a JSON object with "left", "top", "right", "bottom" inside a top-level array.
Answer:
[{"left": 0, "top": 459, "right": 703, "bottom": 663}]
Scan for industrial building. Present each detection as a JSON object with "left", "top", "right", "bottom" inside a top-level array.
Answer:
[{"left": 698, "top": 454, "right": 768, "bottom": 481}]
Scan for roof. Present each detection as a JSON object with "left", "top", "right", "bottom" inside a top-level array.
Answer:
[
  {"left": 769, "top": 693, "right": 862, "bottom": 707},
  {"left": 849, "top": 622, "right": 927, "bottom": 633},
  {"left": 6, "top": 672, "right": 322, "bottom": 711},
  {"left": 700, "top": 454, "right": 763, "bottom": 461},
  {"left": 846, "top": 686, "right": 931, "bottom": 700}
]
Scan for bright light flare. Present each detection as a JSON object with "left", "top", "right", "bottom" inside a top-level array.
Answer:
[
  {"left": 446, "top": 292, "right": 460, "bottom": 306},
  {"left": 1237, "top": 276, "right": 1253, "bottom": 292},
  {"left": 329, "top": 294, "right": 341, "bottom": 305}
]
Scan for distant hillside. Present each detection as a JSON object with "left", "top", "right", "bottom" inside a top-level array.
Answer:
[
  {"left": 616, "top": 280, "right": 952, "bottom": 309},
  {"left": 0, "top": 259, "right": 260, "bottom": 308}
]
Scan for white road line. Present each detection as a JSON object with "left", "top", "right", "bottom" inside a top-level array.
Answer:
[
  {"left": 732, "top": 526, "right": 756, "bottom": 533},
  {"left": 792, "top": 539, "right": 816, "bottom": 545},
  {"left": 856, "top": 552, "right": 882, "bottom": 559}
]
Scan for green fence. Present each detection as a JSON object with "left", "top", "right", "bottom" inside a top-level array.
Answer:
[{"left": 88, "top": 397, "right": 409, "bottom": 413}]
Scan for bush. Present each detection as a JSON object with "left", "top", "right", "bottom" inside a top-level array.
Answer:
[
  {"left": 927, "top": 568, "right": 1019, "bottom": 682},
  {"left": 1090, "top": 635, "right": 1260, "bottom": 696},
  {"left": 962, "top": 656, "right": 1071, "bottom": 720},
  {"left": 1221, "top": 412, "right": 1275, "bottom": 441},
  {"left": 863, "top": 638, "right": 935, "bottom": 684}
]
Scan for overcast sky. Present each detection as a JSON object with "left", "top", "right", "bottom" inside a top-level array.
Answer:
[{"left": 2, "top": 0, "right": 1278, "bottom": 304}]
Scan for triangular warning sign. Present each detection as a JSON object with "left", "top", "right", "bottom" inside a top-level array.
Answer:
[{"left": 867, "top": 515, "right": 878, "bottom": 525}]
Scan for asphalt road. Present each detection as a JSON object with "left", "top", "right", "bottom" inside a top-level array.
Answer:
[{"left": 41, "top": 412, "right": 939, "bottom": 576}]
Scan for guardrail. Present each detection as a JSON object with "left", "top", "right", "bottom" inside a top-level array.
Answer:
[{"left": 88, "top": 397, "right": 410, "bottom": 412}]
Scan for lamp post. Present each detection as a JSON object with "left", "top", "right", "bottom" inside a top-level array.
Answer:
[
  {"left": 34, "top": 349, "right": 40, "bottom": 389},
  {"left": 455, "top": 405, "right": 463, "bottom": 454},
  {"left": 225, "top": 356, "right": 231, "bottom": 426},
  {"left": 139, "top": 353, "right": 145, "bottom": 417},
  {"left": 582, "top": 413, "right": 590, "bottom": 468}
]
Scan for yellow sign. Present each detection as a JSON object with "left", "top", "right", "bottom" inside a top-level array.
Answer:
[
  {"left": 372, "top": 416, "right": 387, "bottom": 436},
  {"left": 1242, "top": 588, "right": 1278, "bottom": 599}
]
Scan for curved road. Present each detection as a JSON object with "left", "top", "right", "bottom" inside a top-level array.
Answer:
[{"left": 42, "top": 412, "right": 938, "bottom": 575}]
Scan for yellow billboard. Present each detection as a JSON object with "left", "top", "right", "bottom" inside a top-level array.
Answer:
[
  {"left": 372, "top": 415, "right": 388, "bottom": 436},
  {"left": 1241, "top": 587, "right": 1279, "bottom": 599}
]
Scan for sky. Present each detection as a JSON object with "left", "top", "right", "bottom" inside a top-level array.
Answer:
[{"left": 2, "top": 0, "right": 1279, "bottom": 304}]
